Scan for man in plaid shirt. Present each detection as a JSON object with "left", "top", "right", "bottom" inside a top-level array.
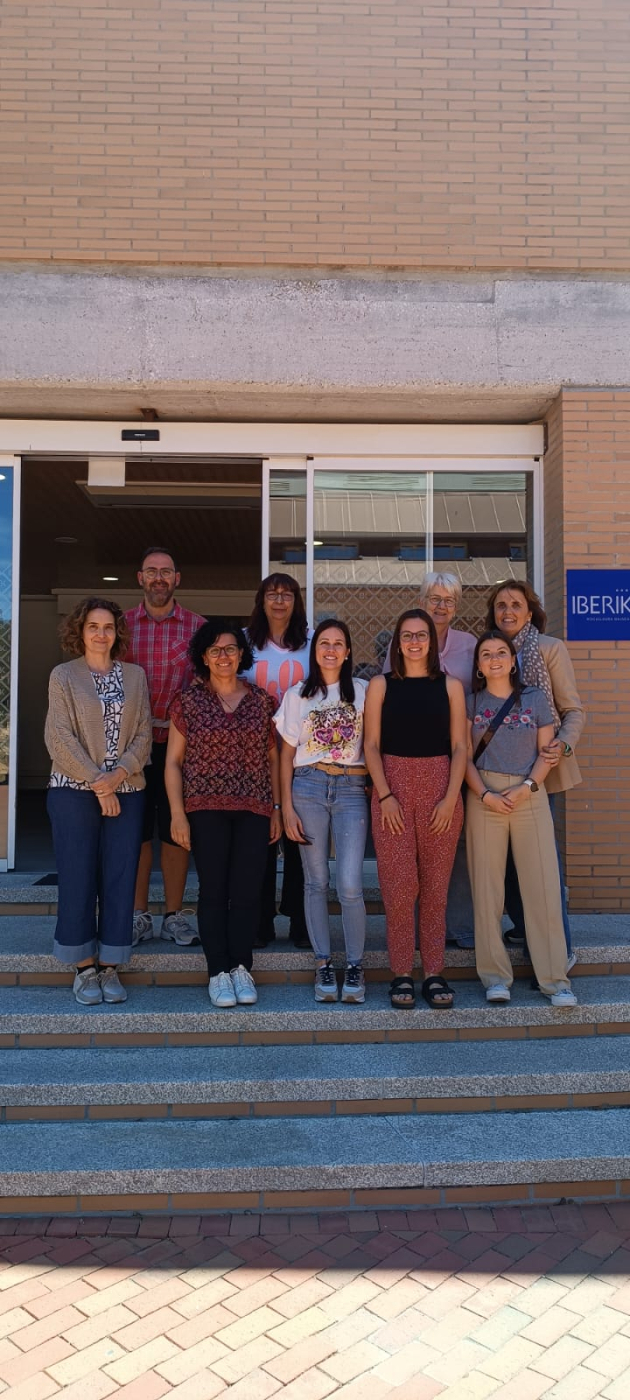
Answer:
[{"left": 125, "top": 546, "right": 205, "bottom": 945}]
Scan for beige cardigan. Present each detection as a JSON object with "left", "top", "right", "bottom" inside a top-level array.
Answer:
[
  {"left": 538, "top": 633, "right": 585, "bottom": 794},
  {"left": 45, "top": 657, "right": 152, "bottom": 789}
]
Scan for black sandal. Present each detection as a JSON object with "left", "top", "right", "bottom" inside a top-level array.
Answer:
[
  {"left": 390, "top": 976, "right": 415, "bottom": 1009},
  {"left": 421, "top": 975, "right": 454, "bottom": 1009}
]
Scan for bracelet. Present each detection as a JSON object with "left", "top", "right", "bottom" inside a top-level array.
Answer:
[
  {"left": 378, "top": 791, "right": 394, "bottom": 803},
  {"left": 273, "top": 803, "right": 282, "bottom": 810},
  {"left": 480, "top": 790, "right": 491, "bottom": 803}
]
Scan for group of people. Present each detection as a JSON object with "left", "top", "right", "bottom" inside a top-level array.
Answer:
[{"left": 45, "top": 548, "right": 584, "bottom": 1014}]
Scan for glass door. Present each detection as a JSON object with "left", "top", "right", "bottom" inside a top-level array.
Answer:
[{"left": 312, "top": 467, "right": 429, "bottom": 677}]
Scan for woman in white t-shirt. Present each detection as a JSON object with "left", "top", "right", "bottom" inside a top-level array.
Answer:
[
  {"left": 243, "top": 573, "right": 313, "bottom": 948},
  {"left": 276, "top": 619, "right": 369, "bottom": 1004}
]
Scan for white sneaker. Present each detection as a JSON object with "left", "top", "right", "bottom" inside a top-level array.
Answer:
[
  {"left": 99, "top": 967, "right": 127, "bottom": 1003},
  {"left": 132, "top": 910, "right": 154, "bottom": 945},
  {"left": 208, "top": 971, "right": 237, "bottom": 1007},
  {"left": 486, "top": 984, "right": 511, "bottom": 1003},
  {"left": 550, "top": 987, "right": 577, "bottom": 1007},
  {"left": 230, "top": 965, "right": 258, "bottom": 1005},
  {"left": 566, "top": 952, "right": 577, "bottom": 973},
  {"left": 73, "top": 967, "right": 103, "bottom": 1005},
  {"left": 161, "top": 909, "right": 200, "bottom": 945}
]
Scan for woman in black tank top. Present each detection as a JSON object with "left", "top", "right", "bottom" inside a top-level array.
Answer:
[{"left": 364, "top": 609, "right": 467, "bottom": 1010}]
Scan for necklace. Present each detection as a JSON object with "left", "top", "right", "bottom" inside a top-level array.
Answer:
[{"left": 215, "top": 689, "right": 243, "bottom": 714}]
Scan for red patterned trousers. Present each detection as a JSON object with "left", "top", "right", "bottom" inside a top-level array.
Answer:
[{"left": 372, "top": 754, "right": 463, "bottom": 978}]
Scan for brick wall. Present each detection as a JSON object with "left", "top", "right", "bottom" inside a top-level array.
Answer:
[
  {"left": 1, "top": 1, "right": 629, "bottom": 269},
  {"left": 550, "top": 390, "right": 630, "bottom": 911}
]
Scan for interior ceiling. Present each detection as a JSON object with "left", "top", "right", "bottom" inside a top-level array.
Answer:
[{"left": 21, "top": 458, "right": 264, "bottom": 594}]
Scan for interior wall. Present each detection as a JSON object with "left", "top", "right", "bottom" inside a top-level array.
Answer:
[{"left": 19, "top": 598, "right": 62, "bottom": 788}]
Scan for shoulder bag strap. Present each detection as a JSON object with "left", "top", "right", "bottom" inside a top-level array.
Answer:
[{"left": 473, "top": 693, "right": 517, "bottom": 766}]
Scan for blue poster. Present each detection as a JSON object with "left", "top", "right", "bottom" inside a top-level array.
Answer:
[{"left": 567, "top": 569, "right": 630, "bottom": 641}]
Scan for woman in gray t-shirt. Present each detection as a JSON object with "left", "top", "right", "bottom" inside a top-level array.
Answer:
[{"left": 465, "top": 630, "right": 576, "bottom": 1009}]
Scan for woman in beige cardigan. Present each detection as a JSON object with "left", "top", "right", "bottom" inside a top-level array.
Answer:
[
  {"left": 486, "top": 580, "right": 585, "bottom": 960},
  {"left": 45, "top": 598, "right": 151, "bottom": 1005}
]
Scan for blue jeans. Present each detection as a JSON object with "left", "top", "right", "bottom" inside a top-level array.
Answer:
[
  {"left": 504, "top": 792, "right": 572, "bottom": 955},
  {"left": 47, "top": 787, "right": 144, "bottom": 965},
  {"left": 291, "top": 766, "right": 368, "bottom": 965}
]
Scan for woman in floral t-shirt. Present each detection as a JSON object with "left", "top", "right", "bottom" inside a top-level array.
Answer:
[
  {"left": 465, "top": 630, "right": 576, "bottom": 1008},
  {"left": 165, "top": 621, "right": 281, "bottom": 1010},
  {"left": 275, "top": 619, "right": 368, "bottom": 1004}
]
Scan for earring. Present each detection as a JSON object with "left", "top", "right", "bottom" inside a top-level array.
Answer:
[
  {"left": 510, "top": 665, "right": 517, "bottom": 674},
  {"left": 476, "top": 669, "right": 484, "bottom": 679}
]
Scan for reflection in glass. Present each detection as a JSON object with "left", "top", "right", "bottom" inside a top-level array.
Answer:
[
  {"left": 313, "top": 471, "right": 428, "bottom": 678},
  {"left": 433, "top": 472, "right": 531, "bottom": 635},
  {"left": 269, "top": 471, "right": 306, "bottom": 590}
]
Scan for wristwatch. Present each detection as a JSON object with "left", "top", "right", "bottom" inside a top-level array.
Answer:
[
  {"left": 563, "top": 743, "right": 573, "bottom": 757},
  {"left": 524, "top": 778, "right": 539, "bottom": 792}
]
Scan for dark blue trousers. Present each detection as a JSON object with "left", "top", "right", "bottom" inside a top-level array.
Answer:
[{"left": 47, "top": 788, "right": 144, "bottom": 965}]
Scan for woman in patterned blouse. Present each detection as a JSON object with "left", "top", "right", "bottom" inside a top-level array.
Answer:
[
  {"left": 45, "top": 598, "right": 152, "bottom": 1006},
  {"left": 165, "top": 620, "right": 282, "bottom": 1008}
]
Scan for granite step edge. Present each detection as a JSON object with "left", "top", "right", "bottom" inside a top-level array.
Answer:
[
  {"left": 4, "top": 1068, "right": 630, "bottom": 1106},
  {"left": 1, "top": 1000, "right": 630, "bottom": 1035},
  {"left": 1, "top": 946, "right": 628, "bottom": 973}
]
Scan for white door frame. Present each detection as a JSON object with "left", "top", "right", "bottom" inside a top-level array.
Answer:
[{"left": 4, "top": 422, "right": 543, "bottom": 870}]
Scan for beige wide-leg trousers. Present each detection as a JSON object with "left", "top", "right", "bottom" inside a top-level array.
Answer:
[{"left": 466, "top": 771, "right": 571, "bottom": 997}]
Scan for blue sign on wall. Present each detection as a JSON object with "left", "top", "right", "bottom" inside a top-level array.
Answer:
[{"left": 567, "top": 570, "right": 630, "bottom": 641}]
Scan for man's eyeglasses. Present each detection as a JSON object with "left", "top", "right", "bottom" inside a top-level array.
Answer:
[
  {"left": 207, "top": 645, "right": 240, "bottom": 659},
  {"left": 265, "top": 590, "right": 294, "bottom": 603},
  {"left": 143, "top": 568, "right": 176, "bottom": 581},
  {"left": 426, "top": 595, "right": 456, "bottom": 610}
]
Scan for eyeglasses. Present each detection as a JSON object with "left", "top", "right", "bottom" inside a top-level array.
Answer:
[
  {"left": 265, "top": 590, "right": 294, "bottom": 603},
  {"left": 143, "top": 568, "right": 176, "bottom": 580},
  {"left": 207, "top": 645, "right": 240, "bottom": 659},
  {"left": 400, "top": 631, "right": 430, "bottom": 643},
  {"left": 426, "top": 595, "right": 456, "bottom": 610}
]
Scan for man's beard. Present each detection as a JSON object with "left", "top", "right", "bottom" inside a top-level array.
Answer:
[{"left": 145, "top": 583, "right": 175, "bottom": 609}]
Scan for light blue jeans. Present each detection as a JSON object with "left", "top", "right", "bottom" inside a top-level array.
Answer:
[{"left": 291, "top": 766, "right": 368, "bottom": 965}]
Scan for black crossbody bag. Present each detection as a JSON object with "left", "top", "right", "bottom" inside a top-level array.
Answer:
[{"left": 473, "top": 693, "right": 517, "bottom": 766}]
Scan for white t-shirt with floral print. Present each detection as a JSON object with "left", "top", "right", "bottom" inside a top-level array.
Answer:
[{"left": 275, "top": 680, "right": 368, "bottom": 767}]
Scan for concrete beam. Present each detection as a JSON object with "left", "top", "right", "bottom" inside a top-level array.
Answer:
[{"left": 1, "top": 267, "right": 629, "bottom": 422}]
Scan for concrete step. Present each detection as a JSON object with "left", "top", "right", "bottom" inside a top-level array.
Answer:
[
  {"left": 0, "top": 975, "right": 628, "bottom": 1047},
  {"left": 2, "top": 1035, "right": 630, "bottom": 1120},
  {"left": 0, "top": 914, "right": 627, "bottom": 984},
  {"left": 0, "top": 1107, "right": 628, "bottom": 1216}
]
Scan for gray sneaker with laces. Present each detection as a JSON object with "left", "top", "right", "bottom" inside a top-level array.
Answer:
[
  {"left": 314, "top": 961, "right": 338, "bottom": 1002},
  {"left": 161, "top": 909, "right": 200, "bottom": 945},
  {"left": 73, "top": 967, "right": 103, "bottom": 1005},
  {"left": 208, "top": 971, "right": 237, "bottom": 1007},
  {"left": 132, "top": 910, "right": 154, "bottom": 945},
  {"left": 230, "top": 965, "right": 258, "bottom": 1004},
  {"left": 99, "top": 967, "right": 127, "bottom": 1003},
  {"left": 341, "top": 964, "right": 365, "bottom": 1003}
]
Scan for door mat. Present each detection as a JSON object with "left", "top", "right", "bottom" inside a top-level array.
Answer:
[{"left": 33, "top": 874, "right": 58, "bottom": 886}]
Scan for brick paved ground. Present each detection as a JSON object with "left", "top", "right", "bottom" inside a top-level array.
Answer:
[{"left": 1, "top": 1205, "right": 630, "bottom": 1397}]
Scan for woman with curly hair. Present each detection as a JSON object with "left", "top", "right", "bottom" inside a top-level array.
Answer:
[
  {"left": 45, "top": 598, "right": 152, "bottom": 1005},
  {"left": 242, "top": 572, "right": 313, "bottom": 948},
  {"left": 165, "top": 620, "right": 281, "bottom": 1008},
  {"left": 276, "top": 619, "right": 369, "bottom": 1003}
]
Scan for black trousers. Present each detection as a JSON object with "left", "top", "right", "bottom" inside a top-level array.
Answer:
[
  {"left": 189, "top": 809, "right": 270, "bottom": 976},
  {"left": 258, "top": 833, "right": 306, "bottom": 936}
]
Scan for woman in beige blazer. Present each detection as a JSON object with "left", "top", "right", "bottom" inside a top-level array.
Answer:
[
  {"left": 45, "top": 597, "right": 151, "bottom": 1005},
  {"left": 486, "top": 580, "right": 585, "bottom": 959}
]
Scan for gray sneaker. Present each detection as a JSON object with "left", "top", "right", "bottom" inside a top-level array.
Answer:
[
  {"left": 314, "top": 961, "right": 338, "bottom": 1002},
  {"left": 161, "top": 909, "right": 200, "bottom": 945},
  {"left": 341, "top": 964, "right": 365, "bottom": 1003},
  {"left": 132, "top": 910, "right": 154, "bottom": 945},
  {"left": 99, "top": 967, "right": 127, "bottom": 1003},
  {"left": 73, "top": 967, "right": 103, "bottom": 1005}
]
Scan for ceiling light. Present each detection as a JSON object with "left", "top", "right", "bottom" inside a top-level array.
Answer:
[
  {"left": 54, "top": 536, "right": 78, "bottom": 544},
  {"left": 102, "top": 576, "right": 119, "bottom": 582}
]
